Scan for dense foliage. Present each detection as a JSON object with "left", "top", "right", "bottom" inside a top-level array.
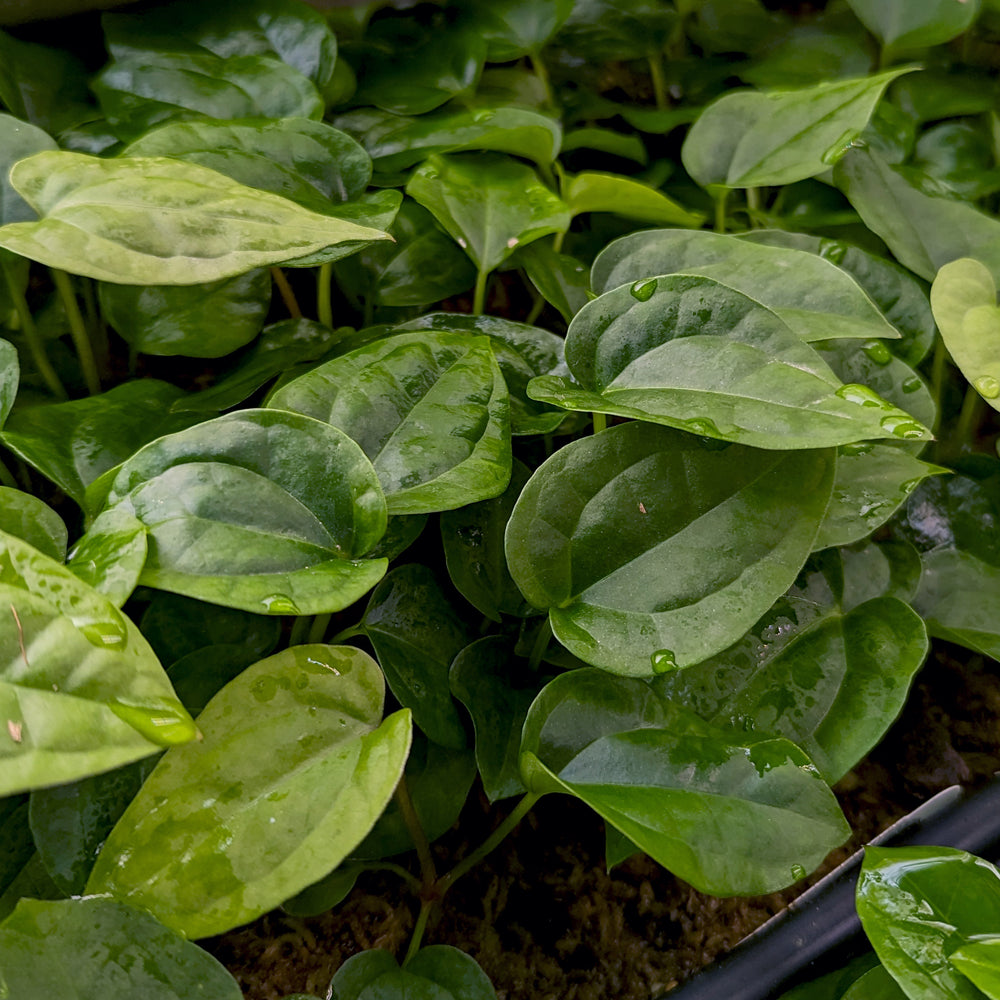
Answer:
[{"left": 0, "top": 0, "right": 999, "bottom": 995}]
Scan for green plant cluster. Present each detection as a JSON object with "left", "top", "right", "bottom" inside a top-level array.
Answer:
[{"left": 0, "top": 0, "right": 999, "bottom": 996}]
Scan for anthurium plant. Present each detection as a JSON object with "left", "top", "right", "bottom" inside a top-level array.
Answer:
[{"left": 0, "top": 0, "right": 998, "bottom": 995}]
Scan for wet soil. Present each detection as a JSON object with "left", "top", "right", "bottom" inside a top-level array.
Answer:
[{"left": 206, "top": 641, "right": 1000, "bottom": 1000}]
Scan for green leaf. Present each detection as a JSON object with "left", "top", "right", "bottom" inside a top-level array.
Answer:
[
  {"left": 0, "top": 853, "right": 60, "bottom": 922},
  {"left": 520, "top": 669, "right": 849, "bottom": 894},
  {"left": 334, "top": 105, "right": 561, "bottom": 176},
  {"left": 0, "top": 115, "right": 56, "bottom": 226},
  {"left": 281, "top": 862, "right": 363, "bottom": 918},
  {"left": 551, "top": 126, "right": 647, "bottom": 165},
  {"left": 912, "top": 121, "right": 1000, "bottom": 202},
  {"left": 104, "top": 0, "right": 337, "bottom": 88},
  {"left": 450, "top": 636, "right": 540, "bottom": 801},
  {"left": 0, "top": 339, "right": 16, "bottom": 429},
  {"left": 514, "top": 240, "right": 591, "bottom": 323},
  {"left": 269, "top": 330, "right": 511, "bottom": 515},
  {"left": 332, "top": 945, "right": 496, "bottom": 1000},
  {"left": 564, "top": 172, "right": 704, "bottom": 227},
  {"left": 654, "top": 596, "right": 927, "bottom": 783},
  {"left": 505, "top": 422, "right": 836, "bottom": 673},
  {"left": 835, "top": 147, "right": 1000, "bottom": 283},
  {"left": 739, "top": 230, "right": 936, "bottom": 365},
  {"left": 360, "top": 564, "right": 473, "bottom": 749},
  {"left": 460, "top": 0, "right": 573, "bottom": 61},
  {"left": 0, "top": 897, "right": 243, "bottom": 999},
  {"left": 951, "top": 939, "right": 1000, "bottom": 999},
  {"left": 0, "top": 488, "right": 66, "bottom": 563},
  {"left": 123, "top": 117, "right": 371, "bottom": 211},
  {"left": 681, "top": 68, "right": 913, "bottom": 189},
  {"left": 592, "top": 229, "right": 900, "bottom": 344},
  {"left": 845, "top": 0, "right": 981, "bottom": 56},
  {"left": 533, "top": 275, "right": 930, "bottom": 450},
  {"left": 87, "top": 645, "right": 412, "bottom": 939},
  {"left": 99, "top": 268, "right": 270, "bottom": 358},
  {"left": 931, "top": 259, "right": 1000, "bottom": 410},
  {"left": 556, "top": 0, "right": 678, "bottom": 60},
  {"left": 0, "top": 796, "right": 33, "bottom": 900},
  {"left": 95, "top": 409, "right": 388, "bottom": 615},
  {"left": 66, "top": 507, "right": 148, "bottom": 608},
  {"left": 0, "top": 151, "right": 390, "bottom": 285},
  {"left": 406, "top": 154, "right": 571, "bottom": 275},
  {"left": 841, "top": 966, "right": 911, "bottom": 1000},
  {"left": 858, "top": 846, "right": 1000, "bottom": 1000},
  {"left": 93, "top": 52, "right": 322, "bottom": 140},
  {"left": 840, "top": 539, "right": 922, "bottom": 611},
  {"left": 1, "top": 380, "right": 200, "bottom": 508},
  {"left": 0, "top": 528, "right": 196, "bottom": 796},
  {"left": 167, "top": 645, "right": 263, "bottom": 718}
]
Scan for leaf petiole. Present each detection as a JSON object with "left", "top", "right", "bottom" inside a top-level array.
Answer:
[{"left": 50, "top": 268, "right": 100, "bottom": 395}]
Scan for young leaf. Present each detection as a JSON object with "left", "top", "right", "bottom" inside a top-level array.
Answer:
[
  {"left": 66, "top": 507, "right": 148, "bottom": 608},
  {"left": 87, "top": 645, "right": 412, "bottom": 939},
  {"left": 269, "top": 330, "right": 511, "bottom": 515},
  {"left": 0, "top": 529, "right": 197, "bottom": 796},
  {"left": 592, "top": 229, "right": 900, "bottom": 344},
  {"left": 406, "top": 153, "right": 571, "bottom": 276},
  {"left": 0, "top": 115, "right": 56, "bottom": 226},
  {"left": 931, "top": 258, "right": 1000, "bottom": 411},
  {"left": 0, "top": 152, "right": 390, "bottom": 285},
  {"left": 0, "top": 488, "right": 67, "bottom": 563},
  {"left": 520, "top": 670, "right": 849, "bottom": 894},
  {"left": 563, "top": 172, "right": 704, "bottom": 227},
  {"left": 845, "top": 0, "right": 981, "bottom": 57},
  {"left": 858, "top": 846, "right": 1000, "bottom": 1000},
  {"left": 681, "top": 67, "right": 914, "bottom": 189},
  {"left": 93, "top": 409, "right": 388, "bottom": 615},
  {"left": 950, "top": 939, "right": 1000, "bottom": 999},
  {"left": 514, "top": 240, "right": 591, "bottom": 323},
  {"left": 505, "top": 422, "right": 836, "bottom": 673},
  {"left": 331, "top": 945, "right": 495, "bottom": 1000},
  {"left": 0, "top": 897, "right": 243, "bottom": 1000}
]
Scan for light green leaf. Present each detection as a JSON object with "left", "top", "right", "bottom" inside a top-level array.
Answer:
[
  {"left": 87, "top": 645, "right": 412, "bottom": 939},
  {"left": 66, "top": 507, "right": 147, "bottom": 608},
  {"left": 563, "top": 172, "right": 704, "bottom": 227},
  {"left": 0, "top": 488, "right": 66, "bottom": 563},
  {"left": 951, "top": 939, "right": 1000, "bottom": 999},
  {"left": 0, "top": 151, "right": 390, "bottom": 285},
  {"left": 0, "top": 338, "right": 16, "bottom": 429}
]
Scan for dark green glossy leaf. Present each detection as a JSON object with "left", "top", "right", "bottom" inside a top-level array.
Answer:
[
  {"left": 533, "top": 275, "right": 930, "bottom": 450},
  {"left": 0, "top": 854, "right": 60, "bottom": 922},
  {"left": 835, "top": 147, "right": 1000, "bottom": 283},
  {"left": 0, "top": 795, "right": 33, "bottom": 900},
  {"left": 515, "top": 240, "right": 591, "bottom": 323},
  {"left": 335, "top": 105, "right": 561, "bottom": 175},
  {"left": 0, "top": 488, "right": 66, "bottom": 562},
  {"left": 840, "top": 539, "right": 921, "bottom": 611},
  {"left": 1, "top": 380, "right": 199, "bottom": 508},
  {"left": 93, "top": 52, "right": 322, "bottom": 140},
  {"left": 654, "top": 596, "right": 927, "bottom": 782},
  {"left": 28, "top": 757, "right": 154, "bottom": 895},
  {"left": 858, "top": 846, "right": 1000, "bottom": 1000},
  {"left": 450, "top": 636, "right": 540, "bottom": 801},
  {"left": 0, "top": 528, "right": 197, "bottom": 795},
  {"left": 166, "top": 645, "right": 263, "bottom": 717},
  {"left": 592, "top": 229, "right": 900, "bottom": 344},
  {"left": 681, "top": 68, "right": 912, "bottom": 189},
  {"left": 739, "top": 230, "right": 936, "bottom": 365},
  {"left": 65, "top": 507, "right": 147, "bottom": 608},
  {"left": 845, "top": 0, "right": 981, "bottom": 56},
  {"left": 951, "top": 939, "right": 1000, "bottom": 999},
  {"left": 87, "top": 645, "right": 412, "bottom": 938},
  {"left": 406, "top": 154, "right": 571, "bottom": 275},
  {"left": 520, "top": 669, "right": 849, "bottom": 894},
  {"left": 912, "top": 121, "right": 1000, "bottom": 201},
  {"left": 441, "top": 461, "right": 535, "bottom": 622},
  {"left": 892, "top": 70, "right": 1000, "bottom": 123},
  {"left": 555, "top": 0, "right": 678, "bottom": 60},
  {"left": 841, "top": 966, "right": 910, "bottom": 1000},
  {"left": 505, "top": 422, "right": 836, "bottom": 673},
  {"left": 561, "top": 127, "right": 648, "bottom": 165},
  {"left": 461, "top": 0, "right": 573, "bottom": 60},
  {"left": 99, "top": 268, "right": 270, "bottom": 358},
  {"left": 0, "top": 152, "right": 390, "bottom": 285},
  {"left": 104, "top": 0, "right": 337, "bottom": 87},
  {"left": 688, "top": 0, "right": 783, "bottom": 56},
  {"left": 281, "top": 861, "right": 363, "bottom": 918},
  {"left": 0, "top": 115, "right": 55, "bottom": 226},
  {"left": 331, "top": 945, "right": 495, "bottom": 1000},
  {"left": 0, "top": 897, "right": 243, "bottom": 999},
  {"left": 776, "top": 954, "right": 881, "bottom": 1000},
  {"left": 123, "top": 117, "right": 371, "bottom": 211},
  {"left": 360, "top": 564, "right": 472, "bottom": 749},
  {"left": 95, "top": 409, "right": 388, "bottom": 615},
  {"left": 564, "top": 172, "right": 703, "bottom": 227},
  {"left": 269, "top": 330, "right": 511, "bottom": 514}
]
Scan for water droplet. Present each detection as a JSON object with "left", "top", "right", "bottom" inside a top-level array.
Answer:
[
  {"left": 251, "top": 676, "right": 279, "bottom": 702},
  {"left": 473, "top": 109, "right": 495, "bottom": 123},
  {"left": 681, "top": 417, "right": 721, "bottom": 437},
  {"left": 790, "top": 864, "right": 807, "bottom": 880},
  {"left": 110, "top": 702, "right": 198, "bottom": 747},
  {"left": 506, "top": 237, "right": 519, "bottom": 248},
  {"left": 260, "top": 594, "right": 300, "bottom": 615},
  {"left": 457, "top": 237, "right": 468, "bottom": 249},
  {"left": 820, "top": 129, "right": 861, "bottom": 165},
  {"left": 650, "top": 648, "right": 677, "bottom": 673},
  {"left": 818, "top": 239, "right": 848, "bottom": 265},
  {"left": 79, "top": 619, "right": 128, "bottom": 651},
  {"left": 861, "top": 340, "right": 892, "bottom": 365},
  {"left": 422, "top": 166, "right": 439, "bottom": 180},
  {"left": 839, "top": 441, "right": 874, "bottom": 457},
  {"left": 880, "top": 415, "right": 927, "bottom": 439},
  {"left": 835, "top": 383, "right": 889, "bottom": 408},
  {"left": 974, "top": 375, "right": 1000, "bottom": 399},
  {"left": 630, "top": 277, "right": 658, "bottom": 301},
  {"left": 902, "top": 375, "right": 923, "bottom": 394},
  {"left": 900, "top": 477, "right": 923, "bottom": 495}
]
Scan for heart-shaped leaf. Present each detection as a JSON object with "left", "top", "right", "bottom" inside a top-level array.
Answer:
[
  {"left": 332, "top": 946, "right": 495, "bottom": 1000},
  {"left": 505, "top": 421, "right": 836, "bottom": 672},
  {"left": 564, "top": 172, "right": 704, "bottom": 227},
  {"left": 460, "top": 0, "right": 574, "bottom": 61},
  {"left": 87, "top": 645, "right": 412, "bottom": 938},
  {"left": 845, "top": 0, "right": 981, "bottom": 57}
]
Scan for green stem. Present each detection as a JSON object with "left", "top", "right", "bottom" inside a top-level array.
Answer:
[
  {"left": 930, "top": 336, "right": 949, "bottom": 432},
  {"left": 360, "top": 860, "right": 422, "bottom": 895},
  {"left": 745, "top": 187, "right": 761, "bottom": 227},
  {"left": 647, "top": 52, "right": 669, "bottom": 111},
  {"left": 592, "top": 411, "right": 607, "bottom": 434},
  {"left": 525, "top": 291, "right": 546, "bottom": 326},
  {"left": 288, "top": 615, "right": 311, "bottom": 647},
  {"left": 330, "top": 621, "right": 365, "bottom": 644},
  {"left": 80, "top": 277, "right": 109, "bottom": 375},
  {"left": 51, "top": 268, "right": 100, "bottom": 396},
  {"left": 271, "top": 266, "right": 302, "bottom": 319},
  {"left": 472, "top": 269, "right": 489, "bottom": 316},
  {"left": 317, "top": 262, "right": 333, "bottom": 327},
  {"left": 2, "top": 260, "right": 67, "bottom": 400},
  {"left": 527, "top": 618, "right": 552, "bottom": 672},
  {"left": 0, "top": 457, "right": 16, "bottom": 489},
  {"left": 404, "top": 899, "right": 434, "bottom": 964},
  {"left": 437, "top": 793, "right": 541, "bottom": 896},
  {"left": 307, "top": 613, "right": 332, "bottom": 644},
  {"left": 530, "top": 50, "right": 555, "bottom": 109},
  {"left": 954, "top": 384, "right": 983, "bottom": 448},
  {"left": 395, "top": 777, "right": 437, "bottom": 889},
  {"left": 714, "top": 190, "right": 729, "bottom": 234}
]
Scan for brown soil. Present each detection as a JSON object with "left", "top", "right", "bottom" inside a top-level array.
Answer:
[{"left": 205, "top": 643, "right": 1000, "bottom": 1000}]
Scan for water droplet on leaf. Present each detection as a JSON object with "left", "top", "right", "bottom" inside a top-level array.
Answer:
[
  {"left": 109, "top": 702, "right": 198, "bottom": 747},
  {"left": 820, "top": 129, "right": 861, "bottom": 165},
  {"left": 791, "top": 864, "right": 807, "bottom": 880},
  {"left": 818, "top": 239, "right": 848, "bottom": 265},
  {"left": 630, "top": 277, "right": 658, "bottom": 301},
  {"left": 473, "top": 110, "right": 495, "bottom": 123},
  {"left": 861, "top": 340, "right": 891, "bottom": 365},
  {"left": 681, "top": 417, "right": 721, "bottom": 437},
  {"left": 251, "top": 676, "right": 279, "bottom": 702},
  {"left": 880, "top": 415, "right": 926, "bottom": 439},
  {"left": 838, "top": 441, "right": 874, "bottom": 456},
  {"left": 80, "top": 619, "right": 128, "bottom": 651},
  {"left": 835, "top": 383, "right": 887, "bottom": 408},
  {"left": 902, "top": 375, "right": 923, "bottom": 394},
  {"left": 974, "top": 375, "right": 1000, "bottom": 399},
  {"left": 261, "top": 594, "right": 300, "bottom": 615},
  {"left": 650, "top": 648, "right": 677, "bottom": 673}
]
